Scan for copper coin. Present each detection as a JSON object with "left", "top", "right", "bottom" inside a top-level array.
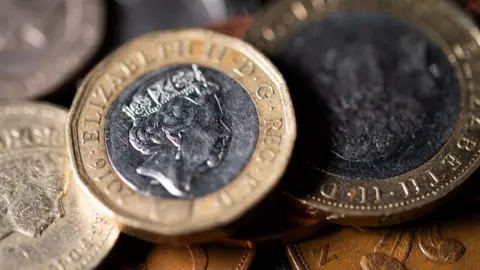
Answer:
[
  {"left": 120, "top": 244, "right": 254, "bottom": 270},
  {"left": 287, "top": 199, "right": 480, "bottom": 270},
  {"left": 0, "top": 0, "right": 104, "bottom": 99}
]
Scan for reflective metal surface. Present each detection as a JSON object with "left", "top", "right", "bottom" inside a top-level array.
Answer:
[{"left": 106, "top": 64, "right": 259, "bottom": 198}]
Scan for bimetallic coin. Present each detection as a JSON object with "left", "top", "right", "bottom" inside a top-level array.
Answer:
[
  {"left": 287, "top": 198, "right": 480, "bottom": 270},
  {"left": 0, "top": 0, "right": 104, "bottom": 99},
  {"left": 247, "top": 0, "right": 480, "bottom": 226},
  {"left": 0, "top": 103, "right": 119, "bottom": 270},
  {"left": 119, "top": 244, "right": 254, "bottom": 270},
  {"left": 67, "top": 29, "right": 296, "bottom": 243}
]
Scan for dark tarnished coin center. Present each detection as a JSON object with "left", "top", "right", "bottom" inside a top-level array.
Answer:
[
  {"left": 105, "top": 64, "right": 259, "bottom": 198},
  {"left": 275, "top": 13, "right": 459, "bottom": 180}
]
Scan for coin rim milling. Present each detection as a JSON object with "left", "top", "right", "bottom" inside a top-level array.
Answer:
[
  {"left": 67, "top": 29, "right": 296, "bottom": 241},
  {"left": 0, "top": 102, "right": 120, "bottom": 269},
  {"left": 0, "top": 0, "right": 104, "bottom": 99},
  {"left": 246, "top": 0, "right": 480, "bottom": 225}
]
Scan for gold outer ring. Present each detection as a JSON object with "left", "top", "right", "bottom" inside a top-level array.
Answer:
[
  {"left": 246, "top": 0, "right": 480, "bottom": 225},
  {"left": 67, "top": 29, "right": 296, "bottom": 243}
]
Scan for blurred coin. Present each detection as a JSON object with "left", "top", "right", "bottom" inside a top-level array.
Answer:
[
  {"left": 0, "top": 102, "right": 119, "bottom": 269},
  {"left": 0, "top": 0, "right": 104, "bottom": 99},
  {"left": 287, "top": 198, "right": 480, "bottom": 270},
  {"left": 120, "top": 244, "right": 254, "bottom": 270},
  {"left": 247, "top": 0, "right": 480, "bottom": 226},
  {"left": 207, "top": 15, "right": 255, "bottom": 37},
  {"left": 108, "top": 0, "right": 263, "bottom": 49},
  {"left": 67, "top": 29, "right": 296, "bottom": 244}
]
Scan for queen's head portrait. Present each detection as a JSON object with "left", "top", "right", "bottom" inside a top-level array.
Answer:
[
  {"left": 121, "top": 64, "right": 232, "bottom": 198},
  {"left": 0, "top": 154, "right": 64, "bottom": 240}
]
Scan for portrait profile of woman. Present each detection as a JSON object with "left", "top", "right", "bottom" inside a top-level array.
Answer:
[{"left": 120, "top": 64, "right": 232, "bottom": 198}]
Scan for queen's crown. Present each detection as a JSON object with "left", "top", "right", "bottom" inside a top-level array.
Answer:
[{"left": 122, "top": 64, "right": 216, "bottom": 123}]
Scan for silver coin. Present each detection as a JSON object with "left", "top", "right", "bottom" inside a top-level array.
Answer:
[
  {"left": 0, "top": 0, "right": 104, "bottom": 99},
  {"left": 105, "top": 64, "right": 259, "bottom": 199}
]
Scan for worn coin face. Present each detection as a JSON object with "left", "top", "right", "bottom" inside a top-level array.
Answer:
[
  {"left": 119, "top": 244, "right": 254, "bottom": 270},
  {"left": 0, "top": 0, "right": 104, "bottom": 99},
  {"left": 0, "top": 103, "right": 119, "bottom": 270},
  {"left": 287, "top": 198, "right": 480, "bottom": 270},
  {"left": 247, "top": 0, "right": 480, "bottom": 225},
  {"left": 68, "top": 29, "right": 296, "bottom": 243}
]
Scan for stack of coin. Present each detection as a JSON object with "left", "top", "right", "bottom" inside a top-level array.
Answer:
[{"left": 1, "top": 0, "right": 480, "bottom": 269}]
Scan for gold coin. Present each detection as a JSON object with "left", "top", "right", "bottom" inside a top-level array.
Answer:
[
  {"left": 247, "top": 0, "right": 480, "bottom": 226},
  {"left": 0, "top": 102, "right": 119, "bottom": 270},
  {"left": 287, "top": 198, "right": 480, "bottom": 270},
  {"left": 67, "top": 29, "right": 296, "bottom": 243}
]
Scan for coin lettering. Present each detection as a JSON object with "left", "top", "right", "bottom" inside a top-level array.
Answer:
[
  {"left": 0, "top": 127, "right": 60, "bottom": 150},
  {"left": 205, "top": 43, "right": 228, "bottom": 63},
  {"left": 233, "top": 56, "right": 256, "bottom": 77},
  {"left": 456, "top": 136, "right": 477, "bottom": 151},
  {"left": 399, "top": 179, "right": 420, "bottom": 198},
  {"left": 256, "top": 84, "right": 275, "bottom": 99},
  {"left": 157, "top": 40, "right": 191, "bottom": 59},
  {"left": 442, "top": 153, "right": 462, "bottom": 170},
  {"left": 68, "top": 30, "right": 295, "bottom": 241},
  {"left": 320, "top": 183, "right": 339, "bottom": 200},
  {"left": 217, "top": 191, "right": 235, "bottom": 208},
  {"left": 263, "top": 118, "right": 283, "bottom": 147}
]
